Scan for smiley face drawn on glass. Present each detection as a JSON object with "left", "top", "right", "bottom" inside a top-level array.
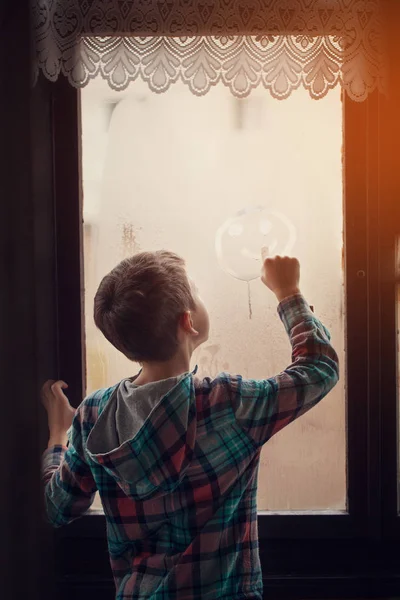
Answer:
[{"left": 215, "top": 206, "right": 297, "bottom": 282}]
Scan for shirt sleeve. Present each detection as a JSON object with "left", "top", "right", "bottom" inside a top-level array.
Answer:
[
  {"left": 42, "top": 404, "right": 98, "bottom": 527},
  {"left": 230, "top": 293, "right": 340, "bottom": 447}
]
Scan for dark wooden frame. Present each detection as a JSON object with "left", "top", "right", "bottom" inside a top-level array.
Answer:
[
  {"left": 47, "top": 72, "right": 400, "bottom": 598},
  {"left": 27, "top": 3, "right": 398, "bottom": 597},
  {"left": 380, "top": 10, "right": 400, "bottom": 541},
  {"left": 1, "top": 3, "right": 58, "bottom": 599}
]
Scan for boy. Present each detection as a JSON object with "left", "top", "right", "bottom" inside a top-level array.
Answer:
[{"left": 42, "top": 250, "right": 339, "bottom": 600}]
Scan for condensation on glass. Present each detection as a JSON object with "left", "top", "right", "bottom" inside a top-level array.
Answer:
[{"left": 81, "top": 77, "right": 346, "bottom": 512}]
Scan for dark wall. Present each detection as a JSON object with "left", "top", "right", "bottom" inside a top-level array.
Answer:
[{"left": 0, "top": 3, "right": 57, "bottom": 598}]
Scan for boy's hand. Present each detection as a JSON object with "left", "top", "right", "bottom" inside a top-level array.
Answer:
[
  {"left": 41, "top": 380, "right": 75, "bottom": 448},
  {"left": 261, "top": 250, "right": 300, "bottom": 302}
]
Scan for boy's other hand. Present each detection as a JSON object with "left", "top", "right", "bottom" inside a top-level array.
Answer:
[
  {"left": 261, "top": 252, "right": 300, "bottom": 302},
  {"left": 41, "top": 380, "right": 75, "bottom": 447}
]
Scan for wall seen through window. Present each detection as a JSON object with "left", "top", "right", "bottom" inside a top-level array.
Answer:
[{"left": 81, "top": 78, "right": 345, "bottom": 511}]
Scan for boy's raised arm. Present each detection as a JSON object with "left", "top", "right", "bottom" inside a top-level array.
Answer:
[{"left": 230, "top": 255, "right": 339, "bottom": 447}]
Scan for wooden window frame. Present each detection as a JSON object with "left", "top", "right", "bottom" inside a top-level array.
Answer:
[{"left": 46, "top": 72, "right": 400, "bottom": 598}]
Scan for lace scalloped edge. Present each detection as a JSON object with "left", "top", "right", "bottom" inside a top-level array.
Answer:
[{"left": 32, "top": 0, "right": 386, "bottom": 100}]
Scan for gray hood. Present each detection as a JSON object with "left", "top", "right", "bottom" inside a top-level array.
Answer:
[{"left": 86, "top": 372, "right": 197, "bottom": 501}]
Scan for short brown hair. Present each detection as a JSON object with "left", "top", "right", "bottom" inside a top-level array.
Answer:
[{"left": 94, "top": 251, "right": 195, "bottom": 362}]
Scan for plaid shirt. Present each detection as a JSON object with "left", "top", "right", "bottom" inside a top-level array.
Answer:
[{"left": 42, "top": 294, "right": 339, "bottom": 600}]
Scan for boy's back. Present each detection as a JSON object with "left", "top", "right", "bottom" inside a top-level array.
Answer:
[{"left": 42, "top": 289, "right": 338, "bottom": 599}]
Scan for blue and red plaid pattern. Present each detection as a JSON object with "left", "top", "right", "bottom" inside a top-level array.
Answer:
[{"left": 42, "top": 294, "right": 339, "bottom": 599}]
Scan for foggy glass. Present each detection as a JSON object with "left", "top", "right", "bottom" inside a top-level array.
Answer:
[{"left": 81, "top": 78, "right": 346, "bottom": 511}]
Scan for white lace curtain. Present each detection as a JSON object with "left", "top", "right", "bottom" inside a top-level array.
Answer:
[{"left": 33, "top": 0, "right": 385, "bottom": 100}]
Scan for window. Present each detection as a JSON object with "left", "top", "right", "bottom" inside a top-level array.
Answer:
[
  {"left": 81, "top": 77, "right": 345, "bottom": 512},
  {"left": 48, "top": 37, "right": 400, "bottom": 600}
]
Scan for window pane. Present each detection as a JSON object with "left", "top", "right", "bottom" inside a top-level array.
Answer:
[{"left": 81, "top": 78, "right": 346, "bottom": 511}]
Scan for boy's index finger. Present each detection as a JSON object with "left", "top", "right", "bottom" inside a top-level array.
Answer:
[
  {"left": 51, "top": 380, "right": 69, "bottom": 397},
  {"left": 41, "top": 379, "right": 55, "bottom": 394}
]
